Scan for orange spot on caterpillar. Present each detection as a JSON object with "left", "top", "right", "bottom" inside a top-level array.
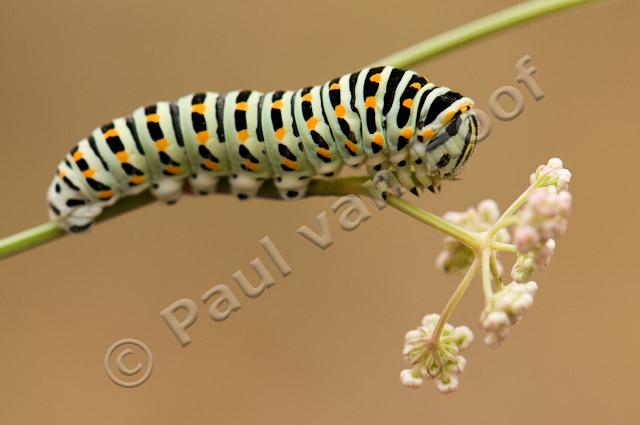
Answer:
[
  {"left": 115, "top": 152, "right": 129, "bottom": 162},
  {"left": 329, "top": 82, "right": 341, "bottom": 90},
  {"left": 401, "top": 128, "right": 414, "bottom": 139},
  {"left": 204, "top": 159, "right": 219, "bottom": 170},
  {"left": 236, "top": 102, "right": 249, "bottom": 111},
  {"left": 302, "top": 93, "right": 313, "bottom": 102},
  {"left": 334, "top": 105, "right": 346, "bottom": 118},
  {"left": 369, "top": 73, "right": 382, "bottom": 83},
  {"left": 197, "top": 131, "right": 209, "bottom": 144},
  {"left": 82, "top": 169, "right": 96, "bottom": 178},
  {"left": 103, "top": 128, "right": 119, "bottom": 139},
  {"left": 345, "top": 140, "right": 358, "bottom": 153},
  {"left": 166, "top": 165, "right": 182, "bottom": 174},
  {"left": 272, "top": 100, "right": 284, "bottom": 109},
  {"left": 275, "top": 128, "right": 286, "bottom": 140},
  {"left": 243, "top": 160, "right": 258, "bottom": 171},
  {"left": 192, "top": 104, "right": 206, "bottom": 114},
  {"left": 282, "top": 159, "right": 298, "bottom": 170},
  {"left": 402, "top": 99, "right": 413, "bottom": 108},
  {"left": 410, "top": 82, "right": 422, "bottom": 89},
  {"left": 422, "top": 128, "right": 435, "bottom": 139},
  {"left": 442, "top": 109, "right": 456, "bottom": 124},
  {"left": 365, "top": 96, "right": 376, "bottom": 108},
  {"left": 98, "top": 190, "right": 113, "bottom": 199},
  {"left": 129, "top": 175, "right": 145, "bottom": 184},
  {"left": 316, "top": 147, "right": 331, "bottom": 158},
  {"left": 155, "top": 138, "right": 169, "bottom": 151},
  {"left": 372, "top": 133, "right": 384, "bottom": 146},
  {"left": 72, "top": 151, "right": 83, "bottom": 161},
  {"left": 306, "top": 117, "right": 319, "bottom": 130},
  {"left": 146, "top": 114, "right": 160, "bottom": 123},
  {"left": 237, "top": 130, "right": 249, "bottom": 142}
]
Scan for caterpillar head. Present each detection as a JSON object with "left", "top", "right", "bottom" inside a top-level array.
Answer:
[{"left": 412, "top": 90, "right": 478, "bottom": 188}]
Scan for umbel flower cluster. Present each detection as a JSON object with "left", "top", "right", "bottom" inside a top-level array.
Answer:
[{"left": 399, "top": 158, "right": 572, "bottom": 394}]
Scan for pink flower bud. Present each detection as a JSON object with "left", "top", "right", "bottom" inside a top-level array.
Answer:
[
  {"left": 477, "top": 199, "right": 500, "bottom": 223},
  {"left": 513, "top": 225, "right": 540, "bottom": 253},
  {"left": 533, "top": 239, "right": 556, "bottom": 269},
  {"left": 558, "top": 191, "right": 572, "bottom": 216}
]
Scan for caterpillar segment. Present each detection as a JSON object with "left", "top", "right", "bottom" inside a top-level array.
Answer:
[
  {"left": 262, "top": 90, "right": 315, "bottom": 200},
  {"left": 47, "top": 66, "right": 478, "bottom": 232}
]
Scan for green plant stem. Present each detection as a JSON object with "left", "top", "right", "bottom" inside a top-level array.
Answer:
[
  {"left": 371, "top": 0, "right": 596, "bottom": 68},
  {"left": 490, "top": 241, "right": 517, "bottom": 253},
  {"left": 432, "top": 257, "right": 480, "bottom": 343},
  {"left": 488, "top": 185, "right": 535, "bottom": 240},
  {"left": 385, "top": 194, "right": 479, "bottom": 249},
  {"left": 489, "top": 252, "right": 504, "bottom": 291},
  {"left": 0, "top": 0, "right": 596, "bottom": 261},
  {"left": 0, "top": 177, "right": 369, "bottom": 261},
  {"left": 481, "top": 248, "right": 493, "bottom": 302}
]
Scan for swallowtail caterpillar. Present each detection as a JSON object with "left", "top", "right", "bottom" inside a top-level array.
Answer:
[{"left": 48, "top": 66, "right": 478, "bottom": 232}]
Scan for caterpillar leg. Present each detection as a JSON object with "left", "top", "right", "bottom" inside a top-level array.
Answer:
[
  {"left": 274, "top": 174, "right": 311, "bottom": 200},
  {"left": 229, "top": 173, "right": 264, "bottom": 200},
  {"left": 389, "top": 150, "right": 418, "bottom": 195},
  {"left": 365, "top": 153, "right": 389, "bottom": 177},
  {"left": 370, "top": 169, "right": 404, "bottom": 200},
  {"left": 151, "top": 177, "right": 184, "bottom": 205},
  {"left": 189, "top": 173, "right": 219, "bottom": 196}
]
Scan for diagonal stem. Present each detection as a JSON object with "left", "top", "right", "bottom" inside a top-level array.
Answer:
[
  {"left": 432, "top": 257, "right": 480, "bottom": 343},
  {"left": 371, "top": 0, "right": 597, "bottom": 68},
  {"left": 384, "top": 194, "right": 480, "bottom": 249}
]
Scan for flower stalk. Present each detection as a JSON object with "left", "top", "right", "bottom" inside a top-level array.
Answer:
[{"left": 397, "top": 158, "right": 573, "bottom": 393}]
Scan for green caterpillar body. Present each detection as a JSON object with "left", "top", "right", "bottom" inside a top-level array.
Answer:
[{"left": 47, "top": 66, "right": 477, "bottom": 232}]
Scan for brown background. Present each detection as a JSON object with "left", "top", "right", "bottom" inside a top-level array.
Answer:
[{"left": 0, "top": 0, "right": 638, "bottom": 423}]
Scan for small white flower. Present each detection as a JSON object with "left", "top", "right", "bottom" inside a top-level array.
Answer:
[
  {"left": 480, "top": 281, "right": 538, "bottom": 347},
  {"left": 401, "top": 314, "right": 473, "bottom": 394},
  {"left": 511, "top": 253, "right": 534, "bottom": 283},
  {"left": 400, "top": 369, "right": 423, "bottom": 388},
  {"left": 453, "top": 325, "right": 474, "bottom": 349},
  {"left": 533, "top": 239, "right": 556, "bottom": 270},
  {"left": 547, "top": 157, "right": 563, "bottom": 169},
  {"left": 510, "top": 183, "right": 571, "bottom": 282},
  {"left": 421, "top": 313, "right": 441, "bottom": 327},
  {"left": 530, "top": 157, "right": 572, "bottom": 190},
  {"left": 477, "top": 199, "right": 500, "bottom": 223},
  {"left": 513, "top": 224, "right": 540, "bottom": 253},
  {"left": 435, "top": 373, "right": 459, "bottom": 394}
]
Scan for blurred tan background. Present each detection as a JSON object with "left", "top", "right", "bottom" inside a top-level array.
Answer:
[{"left": 1, "top": 0, "right": 638, "bottom": 423}]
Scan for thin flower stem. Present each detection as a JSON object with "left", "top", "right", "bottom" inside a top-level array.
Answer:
[
  {"left": 385, "top": 195, "right": 480, "bottom": 249},
  {"left": 491, "top": 216, "right": 519, "bottom": 231},
  {"left": 489, "top": 252, "right": 504, "bottom": 291},
  {"left": 0, "top": 0, "right": 596, "bottom": 261},
  {"left": 490, "top": 241, "right": 518, "bottom": 253},
  {"left": 481, "top": 248, "right": 493, "bottom": 303},
  {"left": 488, "top": 185, "right": 535, "bottom": 239},
  {"left": 433, "top": 257, "right": 480, "bottom": 343}
]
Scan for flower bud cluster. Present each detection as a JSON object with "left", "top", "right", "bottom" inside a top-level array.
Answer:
[
  {"left": 480, "top": 281, "right": 538, "bottom": 347},
  {"left": 436, "top": 200, "right": 510, "bottom": 273},
  {"left": 530, "top": 157, "right": 572, "bottom": 191},
  {"left": 401, "top": 314, "right": 473, "bottom": 394},
  {"left": 511, "top": 188, "right": 571, "bottom": 282}
]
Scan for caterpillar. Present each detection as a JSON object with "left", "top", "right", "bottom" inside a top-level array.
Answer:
[{"left": 47, "top": 66, "right": 478, "bottom": 232}]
